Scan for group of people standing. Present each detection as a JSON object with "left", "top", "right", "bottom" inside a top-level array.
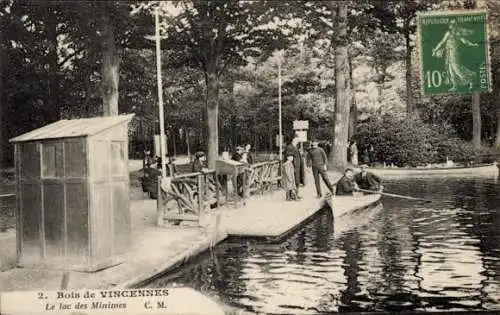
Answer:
[
  {"left": 349, "top": 140, "right": 376, "bottom": 167},
  {"left": 145, "top": 135, "right": 382, "bottom": 202},
  {"left": 282, "top": 136, "right": 335, "bottom": 201},
  {"left": 282, "top": 135, "right": 383, "bottom": 201},
  {"left": 190, "top": 143, "right": 254, "bottom": 173}
]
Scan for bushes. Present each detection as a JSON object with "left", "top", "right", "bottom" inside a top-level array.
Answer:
[{"left": 355, "top": 114, "right": 492, "bottom": 166}]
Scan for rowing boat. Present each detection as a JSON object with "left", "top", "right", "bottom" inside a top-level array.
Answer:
[
  {"left": 324, "top": 193, "right": 382, "bottom": 235},
  {"left": 325, "top": 193, "right": 382, "bottom": 219},
  {"left": 362, "top": 163, "right": 498, "bottom": 177}
]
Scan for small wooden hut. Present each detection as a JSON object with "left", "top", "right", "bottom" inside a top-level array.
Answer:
[{"left": 9, "top": 114, "right": 134, "bottom": 272}]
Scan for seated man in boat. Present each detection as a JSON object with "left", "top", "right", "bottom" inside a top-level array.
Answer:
[
  {"left": 354, "top": 164, "right": 383, "bottom": 192},
  {"left": 335, "top": 168, "right": 359, "bottom": 196}
]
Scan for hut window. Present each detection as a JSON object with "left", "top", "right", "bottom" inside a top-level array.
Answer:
[
  {"left": 111, "top": 141, "right": 125, "bottom": 175},
  {"left": 42, "top": 143, "right": 57, "bottom": 178}
]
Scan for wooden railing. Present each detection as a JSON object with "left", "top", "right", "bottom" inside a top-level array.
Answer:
[
  {"left": 157, "top": 160, "right": 281, "bottom": 227},
  {"left": 247, "top": 161, "right": 281, "bottom": 194}
]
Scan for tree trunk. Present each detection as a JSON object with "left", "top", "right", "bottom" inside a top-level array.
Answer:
[
  {"left": 44, "top": 4, "right": 60, "bottom": 122},
  {"left": 205, "top": 68, "right": 219, "bottom": 169},
  {"left": 494, "top": 105, "right": 500, "bottom": 150},
  {"left": 472, "top": 93, "right": 481, "bottom": 151},
  {"left": 330, "top": 2, "right": 350, "bottom": 169},
  {"left": 404, "top": 22, "right": 415, "bottom": 115},
  {"left": 494, "top": 42, "right": 500, "bottom": 151},
  {"left": 348, "top": 50, "right": 357, "bottom": 139},
  {"left": 0, "top": 23, "right": 4, "bottom": 166},
  {"left": 100, "top": 2, "right": 119, "bottom": 116}
]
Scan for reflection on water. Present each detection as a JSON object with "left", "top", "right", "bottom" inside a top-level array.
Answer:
[{"left": 145, "top": 177, "right": 500, "bottom": 314}]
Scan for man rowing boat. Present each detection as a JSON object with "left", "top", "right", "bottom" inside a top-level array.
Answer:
[
  {"left": 354, "top": 164, "right": 383, "bottom": 192},
  {"left": 335, "top": 168, "right": 359, "bottom": 196},
  {"left": 335, "top": 166, "right": 383, "bottom": 196}
]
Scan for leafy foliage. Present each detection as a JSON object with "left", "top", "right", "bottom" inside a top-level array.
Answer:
[
  {"left": 1, "top": 0, "right": 500, "bottom": 167},
  {"left": 356, "top": 114, "right": 494, "bottom": 166}
]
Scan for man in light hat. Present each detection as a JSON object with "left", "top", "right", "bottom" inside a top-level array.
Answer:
[
  {"left": 285, "top": 136, "right": 303, "bottom": 199},
  {"left": 307, "top": 140, "right": 334, "bottom": 198},
  {"left": 354, "top": 164, "right": 383, "bottom": 192},
  {"left": 232, "top": 146, "right": 244, "bottom": 162},
  {"left": 231, "top": 146, "right": 246, "bottom": 197},
  {"left": 192, "top": 151, "right": 207, "bottom": 173}
]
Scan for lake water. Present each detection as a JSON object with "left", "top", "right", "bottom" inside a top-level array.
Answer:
[{"left": 144, "top": 176, "right": 500, "bottom": 314}]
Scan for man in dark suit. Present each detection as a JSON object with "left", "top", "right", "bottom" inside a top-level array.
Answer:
[
  {"left": 232, "top": 147, "right": 245, "bottom": 197},
  {"left": 354, "top": 164, "right": 383, "bottom": 191},
  {"left": 336, "top": 168, "right": 359, "bottom": 196},
  {"left": 244, "top": 144, "right": 254, "bottom": 164},
  {"left": 285, "top": 136, "right": 303, "bottom": 199},
  {"left": 307, "top": 140, "right": 334, "bottom": 198}
]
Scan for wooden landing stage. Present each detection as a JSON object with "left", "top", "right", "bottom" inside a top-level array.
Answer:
[
  {"left": 219, "top": 191, "right": 327, "bottom": 242},
  {"left": 218, "top": 186, "right": 382, "bottom": 242}
]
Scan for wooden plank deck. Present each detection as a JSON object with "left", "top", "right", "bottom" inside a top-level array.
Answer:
[
  {"left": 220, "top": 191, "right": 327, "bottom": 240},
  {"left": 218, "top": 177, "right": 382, "bottom": 241},
  {"left": 216, "top": 171, "right": 333, "bottom": 240}
]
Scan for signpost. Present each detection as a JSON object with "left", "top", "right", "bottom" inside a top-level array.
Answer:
[
  {"left": 155, "top": 8, "right": 167, "bottom": 177},
  {"left": 154, "top": 134, "right": 167, "bottom": 159},
  {"left": 417, "top": 10, "right": 491, "bottom": 95},
  {"left": 293, "top": 120, "right": 309, "bottom": 130},
  {"left": 293, "top": 120, "right": 309, "bottom": 146},
  {"left": 295, "top": 130, "right": 307, "bottom": 143},
  {"left": 293, "top": 120, "right": 308, "bottom": 186},
  {"left": 278, "top": 52, "right": 283, "bottom": 162},
  {"left": 275, "top": 134, "right": 284, "bottom": 148}
]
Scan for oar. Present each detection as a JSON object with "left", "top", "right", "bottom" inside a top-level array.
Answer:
[{"left": 357, "top": 188, "right": 433, "bottom": 203}]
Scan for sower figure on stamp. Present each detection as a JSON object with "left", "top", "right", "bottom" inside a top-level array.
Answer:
[
  {"left": 307, "top": 140, "right": 334, "bottom": 198},
  {"left": 431, "top": 19, "right": 478, "bottom": 92}
]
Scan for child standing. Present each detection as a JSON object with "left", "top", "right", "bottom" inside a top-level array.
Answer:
[{"left": 282, "top": 153, "right": 297, "bottom": 201}]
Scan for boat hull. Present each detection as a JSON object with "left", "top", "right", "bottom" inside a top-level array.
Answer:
[
  {"left": 325, "top": 193, "right": 382, "bottom": 219},
  {"left": 363, "top": 163, "right": 498, "bottom": 177}
]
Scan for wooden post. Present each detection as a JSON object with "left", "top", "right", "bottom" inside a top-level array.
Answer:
[
  {"left": 278, "top": 51, "right": 283, "bottom": 163},
  {"left": 155, "top": 8, "right": 167, "bottom": 177},
  {"left": 197, "top": 174, "right": 204, "bottom": 226},
  {"left": 214, "top": 173, "right": 220, "bottom": 208},
  {"left": 156, "top": 176, "right": 162, "bottom": 226},
  {"left": 224, "top": 175, "right": 229, "bottom": 203},
  {"left": 242, "top": 170, "right": 249, "bottom": 200},
  {"left": 60, "top": 272, "right": 69, "bottom": 290}
]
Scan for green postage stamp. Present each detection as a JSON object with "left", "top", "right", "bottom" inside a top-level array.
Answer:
[{"left": 418, "top": 10, "right": 491, "bottom": 95}]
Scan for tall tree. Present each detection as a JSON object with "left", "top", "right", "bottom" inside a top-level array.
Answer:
[
  {"left": 330, "top": 1, "right": 350, "bottom": 168},
  {"left": 486, "top": 0, "right": 500, "bottom": 150},
  {"left": 467, "top": 0, "right": 482, "bottom": 150},
  {"left": 389, "top": 1, "right": 434, "bottom": 114},
  {"left": 99, "top": 1, "right": 120, "bottom": 116},
  {"left": 158, "top": 0, "right": 296, "bottom": 168}
]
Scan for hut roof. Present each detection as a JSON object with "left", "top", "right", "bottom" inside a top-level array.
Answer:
[{"left": 10, "top": 114, "right": 134, "bottom": 143}]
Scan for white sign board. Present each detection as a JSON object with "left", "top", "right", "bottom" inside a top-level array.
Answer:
[
  {"left": 295, "top": 130, "right": 308, "bottom": 142},
  {"left": 293, "top": 120, "right": 309, "bottom": 130},
  {"left": 154, "top": 134, "right": 168, "bottom": 157},
  {"left": 275, "top": 135, "right": 284, "bottom": 147}
]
